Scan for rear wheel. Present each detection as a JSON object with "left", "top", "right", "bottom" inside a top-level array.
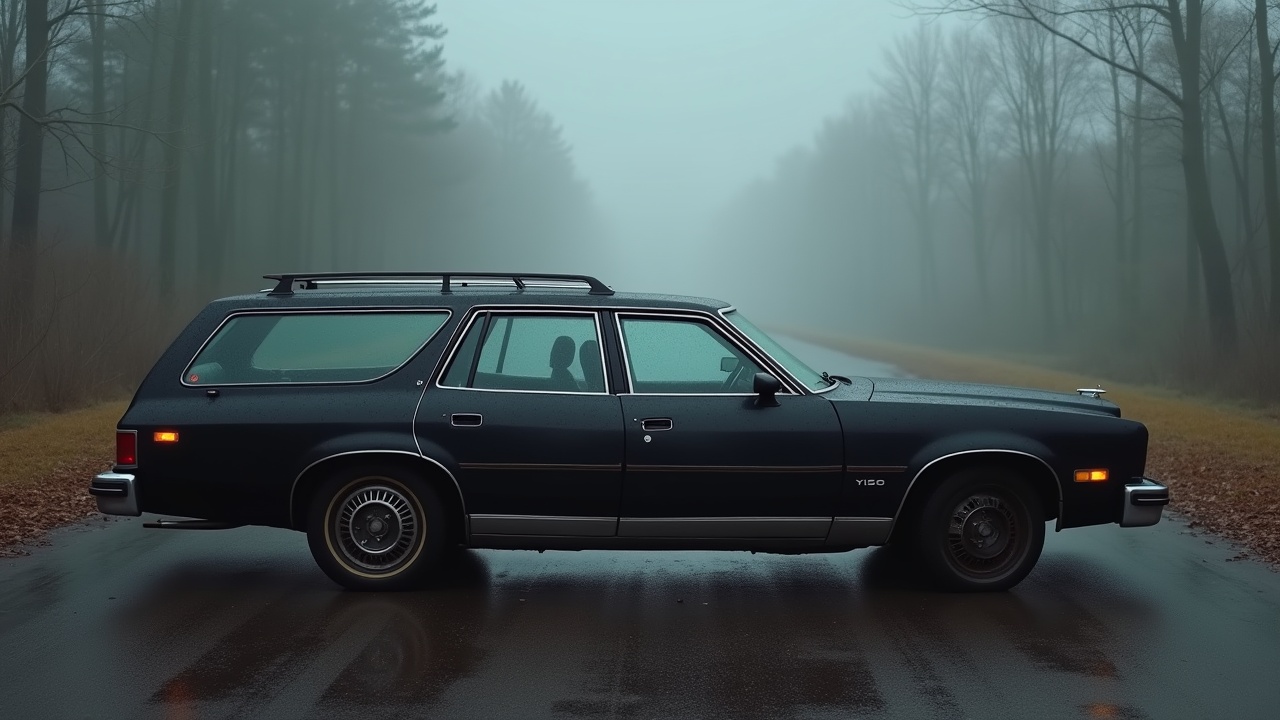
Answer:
[
  {"left": 915, "top": 466, "right": 1045, "bottom": 592},
  {"left": 306, "top": 465, "right": 445, "bottom": 591}
]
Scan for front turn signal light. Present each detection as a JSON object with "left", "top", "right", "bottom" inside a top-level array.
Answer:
[
  {"left": 1074, "top": 469, "right": 1109, "bottom": 482},
  {"left": 153, "top": 431, "right": 179, "bottom": 443}
]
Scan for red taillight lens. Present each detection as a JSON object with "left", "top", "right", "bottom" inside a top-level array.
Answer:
[{"left": 116, "top": 430, "right": 137, "bottom": 466}]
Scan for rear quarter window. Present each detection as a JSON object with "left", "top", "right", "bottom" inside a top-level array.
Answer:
[{"left": 184, "top": 311, "right": 449, "bottom": 385}]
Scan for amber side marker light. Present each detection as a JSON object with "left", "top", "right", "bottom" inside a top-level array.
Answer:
[
  {"left": 154, "top": 431, "right": 180, "bottom": 443},
  {"left": 1074, "top": 469, "right": 1109, "bottom": 482}
]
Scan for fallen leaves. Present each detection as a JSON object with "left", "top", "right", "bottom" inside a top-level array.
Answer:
[{"left": 0, "top": 457, "right": 108, "bottom": 556}]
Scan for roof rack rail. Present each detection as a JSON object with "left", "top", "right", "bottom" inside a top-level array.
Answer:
[{"left": 263, "top": 272, "right": 614, "bottom": 297}]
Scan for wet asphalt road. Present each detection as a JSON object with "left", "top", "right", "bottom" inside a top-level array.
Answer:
[
  {"left": 1, "top": 518, "right": 1278, "bottom": 719},
  {"left": 1, "top": 340, "right": 1277, "bottom": 719}
]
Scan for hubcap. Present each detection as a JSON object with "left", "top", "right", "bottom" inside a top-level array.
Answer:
[
  {"left": 946, "top": 492, "right": 1022, "bottom": 575},
  {"left": 332, "top": 484, "right": 420, "bottom": 572}
]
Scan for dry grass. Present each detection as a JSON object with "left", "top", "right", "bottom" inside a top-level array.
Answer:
[
  {"left": 794, "top": 331, "right": 1280, "bottom": 568},
  {"left": 0, "top": 402, "right": 126, "bottom": 555}
]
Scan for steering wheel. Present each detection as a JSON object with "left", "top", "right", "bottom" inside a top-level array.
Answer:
[{"left": 720, "top": 358, "right": 751, "bottom": 393}]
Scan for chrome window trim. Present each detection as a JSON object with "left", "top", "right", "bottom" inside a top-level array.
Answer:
[
  {"left": 890, "top": 449, "right": 1063, "bottom": 532},
  {"left": 614, "top": 311, "right": 804, "bottom": 396},
  {"left": 717, "top": 307, "right": 836, "bottom": 394},
  {"left": 430, "top": 308, "right": 610, "bottom": 396},
  {"left": 180, "top": 307, "right": 453, "bottom": 388},
  {"left": 288, "top": 449, "right": 467, "bottom": 536}
]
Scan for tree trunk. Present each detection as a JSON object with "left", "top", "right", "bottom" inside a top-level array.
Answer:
[
  {"left": 90, "top": 0, "right": 109, "bottom": 249},
  {"left": 1175, "top": 1, "right": 1237, "bottom": 354},
  {"left": 1130, "top": 36, "right": 1145, "bottom": 315},
  {"left": 1257, "top": 0, "right": 1280, "bottom": 335},
  {"left": 0, "top": 0, "right": 24, "bottom": 240},
  {"left": 193, "top": 0, "right": 220, "bottom": 297},
  {"left": 158, "top": 0, "right": 195, "bottom": 302},
  {"left": 7, "top": 0, "right": 50, "bottom": 330},
  {"left": 1107, "top": 24, "right": 1129, "bottom": 328},
  {"left": 219, "top": 38, "right": 244, "bottom": 280},
  {"left": 970, "top": 178, "right": 988, "bottom": 310}
]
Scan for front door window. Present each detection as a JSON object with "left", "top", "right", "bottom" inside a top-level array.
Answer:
[{"left": 618, "top": 316, "right": 763, "bottom": 394}]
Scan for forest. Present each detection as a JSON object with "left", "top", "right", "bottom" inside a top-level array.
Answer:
[
  {"left": 0, "top": 0, "right": 599, "bottom": 412},
  {"left": 6, "top": 0, "right": 1280, "bottom": 412},
  {"left": 713, "top": 0, "right": 1280, "bottom": 402}
]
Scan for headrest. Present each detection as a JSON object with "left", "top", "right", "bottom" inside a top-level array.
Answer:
[{"left": 550, "top": 335, "right": 576, "bottom": 370}]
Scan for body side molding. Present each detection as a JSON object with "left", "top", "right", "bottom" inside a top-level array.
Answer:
[
  {"left": 617, "top": 517, "right": 831, "bottom": 538},
  {"left": 825, "top": 517, "right": 893, "bottom": 547},
  {"left": 469, "top": 515, "right": 617, "bottom": 536}
]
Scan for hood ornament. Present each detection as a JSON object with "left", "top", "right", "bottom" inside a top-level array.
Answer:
[{"left": 1076, "top": 387, "right": 1106, "bottom": 398}]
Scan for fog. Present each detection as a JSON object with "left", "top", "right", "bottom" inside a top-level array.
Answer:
[
  {"left": 436, "top": 0, "right": 917, "bottom": 297},
  {"left": 3, "top": 0, "right": 1280, "bottom": 412}
]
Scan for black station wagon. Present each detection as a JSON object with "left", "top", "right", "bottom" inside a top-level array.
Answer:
[{"left": 90, "top": 272, "right": 1169, "bottom": 592}]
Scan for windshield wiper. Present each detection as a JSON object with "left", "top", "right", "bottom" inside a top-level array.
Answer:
[{"left": 821, "top": 371, "right": 851, "bottom": 386}]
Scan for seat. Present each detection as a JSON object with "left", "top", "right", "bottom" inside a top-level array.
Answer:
[
  {"left": 578, "top": 339, "right": 604, "bottom": 392},
  {"left": 549, "top": 335, "right": 577, "bottom": 390}
]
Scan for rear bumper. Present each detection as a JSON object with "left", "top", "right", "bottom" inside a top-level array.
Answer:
[
  {"left": 89, "top": 472, "right": 140, "bottom": 516},
  {"left": 1120, "top": 477, "right": 1168, "bottom": 527}
]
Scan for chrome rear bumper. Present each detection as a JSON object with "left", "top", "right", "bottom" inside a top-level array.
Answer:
[
  {"left": 89, "top": 472, "right": 140, "bottom": 516},
  {"left": 1121, "top": 477, "right": 1169, "bottom": 527}
]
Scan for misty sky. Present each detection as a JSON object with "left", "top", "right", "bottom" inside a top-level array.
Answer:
[{"left": 435, "top": 1, "right": 924, "bottom": 293}]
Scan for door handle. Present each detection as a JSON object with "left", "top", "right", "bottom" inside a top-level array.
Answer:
[
  {"left": 640, "top": 417, "right": 673, "bottom": 432},
  {"left": 451, "top": 413, "right": 483, "bottom": 427}
]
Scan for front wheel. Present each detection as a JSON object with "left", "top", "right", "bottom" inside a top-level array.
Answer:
[
  {"left": 306, "top": 465, "right": 445, "bottom": 591},
  {"left": 915, "top": 467, "right": 1045, "bottom": 592}
]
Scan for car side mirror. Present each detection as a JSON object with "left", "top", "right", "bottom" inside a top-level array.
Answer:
[
  {"left": 753, "top": 372, "right": 781, "bottom": 407},
  {"left": 720, "top": 356, "right": 739, "bottom": 373}
]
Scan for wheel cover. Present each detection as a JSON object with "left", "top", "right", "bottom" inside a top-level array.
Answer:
[
  {"left": 946, "top": 492, "right": 1025, "bottom": 577},
  {"left": 331, "top": 483, "right": 421, "bottom": 573}
]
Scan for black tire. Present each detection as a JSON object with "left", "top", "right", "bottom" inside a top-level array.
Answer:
[
  {"left": 306, "top": 464, "right": 446, "bottom": 591},
  {"left": 915, "top": 466, "right": 1045, "bottom": 592}
]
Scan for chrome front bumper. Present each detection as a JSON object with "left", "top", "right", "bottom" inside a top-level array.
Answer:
[
  {"left": 1121, "top": 477, "right": 1169, "bottom": 527},
  {"left": 89, "top": 472, "right": 140, "bottom": 516}
]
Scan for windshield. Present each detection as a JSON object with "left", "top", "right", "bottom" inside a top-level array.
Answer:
[{"left": 722, "top": 310, "right": 830, "bottom": 392}]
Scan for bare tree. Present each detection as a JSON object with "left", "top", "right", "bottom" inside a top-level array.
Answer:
[
  {"left": 1256, "top": 0, "right": 1280, "bottom": 334},
  {"left": 7, "top": 0, "right": 51, "bottom": 331},
  {"left": 878, "top": 21, "right": 947, "bottom": 303},
  {"left": 991, "top": 12, "right": 1086, "bottom": 334},
  {"left": 1205, "top": 6, "right": 1263, "bottom": 316},
  {"left": 928, "top": 0, "right": 1246, "bottom": 354},
  {"left": 156, "top": 0, "right": 193, "bottom": 302},
  {"left": 941, "top": 26, "right": 999, "bottom": 309}
]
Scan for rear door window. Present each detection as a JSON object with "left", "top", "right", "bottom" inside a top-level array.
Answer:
[
  {"left": 440, "top": 312, "right": 606, "bottom": 393},
  {"left": 184, "top": 311, "right": 449, "bottom": 385}
]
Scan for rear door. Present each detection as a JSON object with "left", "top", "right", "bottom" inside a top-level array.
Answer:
[{"left": 415, "top": 309, "right": 624, "bottom": 537}]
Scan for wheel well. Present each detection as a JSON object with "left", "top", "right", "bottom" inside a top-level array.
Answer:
[
  {"left": 888, "top": 453, "right": 1060, "bottom": 544},
  {"left": 291, "top": 453, "right": 466, "bottom": 546}
]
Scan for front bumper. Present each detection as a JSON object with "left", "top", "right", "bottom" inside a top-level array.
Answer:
[
  {"left": 89, "top": 472, "right": 140, "bottom": 516},
  {"left": 1120, "top": 477, "right": 1169, "bottom": 527}
]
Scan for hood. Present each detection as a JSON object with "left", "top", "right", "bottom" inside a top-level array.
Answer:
[{"left": 864, "top": 377, "right": 1121, "bottom": 417}]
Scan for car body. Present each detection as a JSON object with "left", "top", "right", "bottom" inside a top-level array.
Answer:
[{"left": 90, "top": 272, "right": 1169, "bottom": 591}]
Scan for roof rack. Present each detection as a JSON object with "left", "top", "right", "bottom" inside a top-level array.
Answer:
[{"left": 263, "top": 272, "right": 614, "bottom": 297}]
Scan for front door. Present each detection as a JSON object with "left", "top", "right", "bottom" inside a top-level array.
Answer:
[
  {"left": 614, "top": 313, "right": 843, "bottom": 538},
  {"left": 416, "top": 309, "right": 623, "bottom": 537}
]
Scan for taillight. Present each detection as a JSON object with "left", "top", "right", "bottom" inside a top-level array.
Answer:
[{"left": 116, "top": 430, "right": 138, "bottom": 467}]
